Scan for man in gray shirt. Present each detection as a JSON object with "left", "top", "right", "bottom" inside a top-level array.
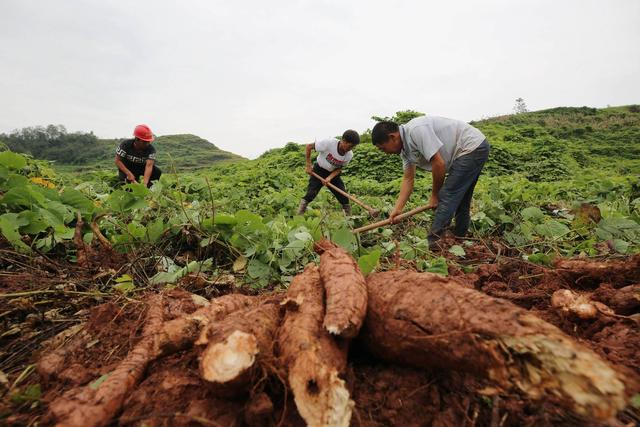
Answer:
[{"left": 371, "top": 116, "right": 490, "bottom": 249}]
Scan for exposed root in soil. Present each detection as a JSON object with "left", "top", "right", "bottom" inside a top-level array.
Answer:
[{"left": 2, "top": 242, "right": 639, "bottom": 426}]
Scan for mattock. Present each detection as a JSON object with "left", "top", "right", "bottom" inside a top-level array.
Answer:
[
  {"left": 353, "top": 204, "right": 434, "bottom": 234},
  {"left": 311, "top": 171, "right": 380, "bottom": 218}
]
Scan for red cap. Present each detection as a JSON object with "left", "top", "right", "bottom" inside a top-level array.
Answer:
[{"left": 133, "top": 124, "right": 154, "bottom": 142}]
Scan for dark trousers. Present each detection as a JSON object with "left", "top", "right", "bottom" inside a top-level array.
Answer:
[
  {"left": 303, "top": 163, "right": 349, "bottom": 205},
  {"left": 429, "top": 140, "right": 490, "bottom": 242},
  {"left": 118, "top": 164, "right": 162, "bottom": 188}
]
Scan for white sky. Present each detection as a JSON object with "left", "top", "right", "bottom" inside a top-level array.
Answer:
[{"left": 1, "top": 0, "right": 639, "bottom": 159}]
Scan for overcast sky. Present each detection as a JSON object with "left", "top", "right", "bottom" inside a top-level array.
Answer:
[{"left": 1, "top": 0, "right": 639, "bottom": 159}]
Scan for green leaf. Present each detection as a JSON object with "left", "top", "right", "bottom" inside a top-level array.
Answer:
[
  {"left": 521, "top": 207, "right": 544, "bottom": 223},
  {"left": 113, "top": 274, "right": 135, "bottom": 293},
  {"left": 358, "top": 249, "right": 381, "bottom": 275},
  {"left": 381, "top": 228, "right": 393, "bottom": 238},
  {"left": 424, "top": 257, "right": 449, "bottom": 276},
  {"left": 53, "top": 226, "right": 75, "bottom": 241},
  {"left": 60, "top": 189, "right": 95, "bottom": 215},
  {"left": 107, "top": 189, "right": 148, "bottom": 212},
  {"left": 38, "top": 208, "right": 65, "bottom": 231},
  {"left": 611, "top": 239, "right": 630, "bottom": 254},
  {"left": 526, "top": 252, "right": 553, "bottom": 266},
  {"left": 294, "top": 231, "right": 313, "bottom": 242},
  {"left": 127, "top": 182, "right": 150, "bottom": 197},
  {"left": 146, "top": 219, "right": 165, "bottom": 243},
  {"left": 115, "top": 274, "right": 133, "bottom": 283},
  {"left": 247, "top": 258, "right": 271, "bottom": 279},
  {"left": 127, "top": 222, "right": 147, "bottom": 240},
  {"left": 5, "top": 173, "right": 29, "bottom": 189},
  {"left": 331, "top": 227, "right": 357, "bottom": 252},
  {"left": 535, "top": 220, "right": 570, "bottom": 238},
  {"left": 35, "top": 235, "right": 54, "bottom": 252},
  {"left": 149, "top": 271, "right": 179, "bottom": 285},
  {"left": 1, "top": 185, "right": 46, "bottom": 208},
  {"left": 448, "top": 245, "right": 466, "bottom": 257},
  {"left": 10, "top": 383, "right": 41, "bottom": 404},
  {"left": 18, "top": 210, "right": 49, "bottom": 234},
  {"left": 186, "top": 259, "right": 213, "bottom": 274},
  {"left": 0, "top": 151, "right": 27, "bottom": 170},
  {"left": 214, "top": 214, "right": 237, "bottom": 225},
  {"left": 0, "top": 213, "right": 31, "bottom": 252},
  {"left": 0, "top": 164, "right": 8, "bottom": 181}
]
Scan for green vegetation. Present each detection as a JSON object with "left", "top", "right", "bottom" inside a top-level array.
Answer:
[
  {"left": 0, "top": 125, "right": 245, "bottom": 172},
  {"left": 0, "top": 105, "right": 638, "bottom": 288}
]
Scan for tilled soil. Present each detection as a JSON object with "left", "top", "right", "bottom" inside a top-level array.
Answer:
[{"left": 2, "top": 243, "right": 639, "bottom": 426}]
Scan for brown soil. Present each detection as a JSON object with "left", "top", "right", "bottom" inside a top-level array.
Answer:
[{"left": 2, "top": 247, "right": 640, "bottom": 426}]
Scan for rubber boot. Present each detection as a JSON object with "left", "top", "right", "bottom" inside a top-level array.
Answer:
[
  {"left": 342, "top": 204, "right": 352, "bottom": 216},
  {"left": 297, "top": 199, "right": 308, "bottom": 215}
]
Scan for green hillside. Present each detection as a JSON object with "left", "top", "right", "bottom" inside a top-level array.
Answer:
[
  {"left": 247, "top": 105, "right": 640, "bottom": 183},
  {"left": 0, "top": 105, "right": 638, "bottom": 283},
  {"left": 101, "top": 134, "right": 245, "bottom": 171},
  {"left": 0, "top": 126, "right": 245, "bottom": 171}
]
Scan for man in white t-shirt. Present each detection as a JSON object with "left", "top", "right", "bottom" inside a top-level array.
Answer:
[
  {"left": 371, "top": 116, "right": 490, "bottom": 249},
  {"left": 297, "top": 129, "right": 360, "bottom": 215}
]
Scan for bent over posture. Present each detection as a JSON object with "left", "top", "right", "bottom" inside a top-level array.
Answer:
[
  {"left": 371, "top": 116, "right": 490, "bottom": 249},
  {"left": 115, "top": 124, "right": 162, "bottom": 188},
  {"left": 297, "top": 130, "right": 360, "bottom": 215}
]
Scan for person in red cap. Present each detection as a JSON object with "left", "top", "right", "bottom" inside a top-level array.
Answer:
[{"left": 115, "top": 124, "right": 162, "bottom": 187}]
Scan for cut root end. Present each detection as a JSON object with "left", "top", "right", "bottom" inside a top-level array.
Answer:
[{"left": 200, "top": 330, "right": 258, "bottom": 383}]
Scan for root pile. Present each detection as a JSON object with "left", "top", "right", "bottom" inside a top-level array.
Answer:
[{"left": 13, "top": 247, "right": 639, "bottom": 426}]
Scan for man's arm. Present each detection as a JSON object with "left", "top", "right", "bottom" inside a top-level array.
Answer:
[
  {"left": 389, "top": 165, "right": 416, "bottom": 223},
  {"left": 428, "top": 152, "right": 445, "bottom": 209},
  {"left": 115, "top": 155, "right": 136, "bottom": 182},
  {"left": 143, "top": 159, "right": 154, "bottom": 186},
  {"left": 325, "top": 168, "right": 341, "bottom": 184},
  {"left": 305, "top": 143, "right": 314, "bottom": 175}
]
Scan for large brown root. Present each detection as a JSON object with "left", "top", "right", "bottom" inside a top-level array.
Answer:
[
  {"left": 362, "top": 271, "right": 627, "bottom": 420},
  {"left": 197, "top": 297, "right": 282, "bottom": 396},
  {"left": 47, "top": 293, "right": 255, "bottom": 426},
  {"left": 73, "top": 212, "right": 88, "bottom": 269},
  {"left": 277, "top": 264, "right": 353, "bottom": 427},
  {"left": 552, "top": 255, "right": 640, "bottom": 288},
  {"left": 49, "top": 295, "right": 164, "bottom": 427},
  {"left": 315, "top": 239, "right": 367, "bottom": 338},
  {"left": 592, "top": 283, "right": 640, "bottom": 315},
  {"left": 37, "top": 323, "right": 88, "bottom": 382},
  {"left": 153, "top": 293, "right": 255, "bottom": 357}
]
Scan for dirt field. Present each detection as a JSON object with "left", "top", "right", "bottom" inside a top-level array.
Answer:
[{"left": 1, "top": 239, "right": 638, "bottom": 426}]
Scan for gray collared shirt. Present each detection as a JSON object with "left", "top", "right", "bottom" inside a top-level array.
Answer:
[{"left": 400, "top": 116, "right": 486, "bottom": 171}]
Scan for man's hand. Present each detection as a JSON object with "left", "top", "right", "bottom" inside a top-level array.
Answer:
[
  {"left": 305, "top": 165, "right": 313, "bottom": 175},
  {"left": 126, "top": 173, "right": 137, "bottom": 183},
  {"left": 426, "top": 195, "right": 439, "bottom": 210},
  {"left": 389, "top": 208, "right": 402, "bottom": 224}
]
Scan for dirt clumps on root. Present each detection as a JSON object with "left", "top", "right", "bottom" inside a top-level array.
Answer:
[
  {"left": 362, "top": 270, "right": 627, "bottom": 420},
  {"left": 314, "top": 239, "right": 367, "bottom": 338},
  {"left": 15, "top": 246, "right": 640, "bottom": 426},
  {"left": 277, "top": 263, "right": 353, "bottom": 427},
  {"left": 153, "top": 293, "right": 255, "bottom": 357},
  {"left": 591, "top": 283, "right": 640, "bottom": 315},
  {"left": 197, "top": 297, "right": 282, "bottom": 397},
  {"left": 551, "top": 254, "right": 640, "bottom": 289},
  {"left": 49, "top": 295, "right": 165, "bottom": 427},
  {"left": 118, "top": 352, "right": 244, "bottom": 426}
]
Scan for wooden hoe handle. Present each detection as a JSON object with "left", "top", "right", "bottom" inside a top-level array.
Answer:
[
  {"left": 311, "top": 171, "right": 378, "bottom": 215},
  {"left": 353, "top": 204, "right": 433, "bottom": 234}
]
